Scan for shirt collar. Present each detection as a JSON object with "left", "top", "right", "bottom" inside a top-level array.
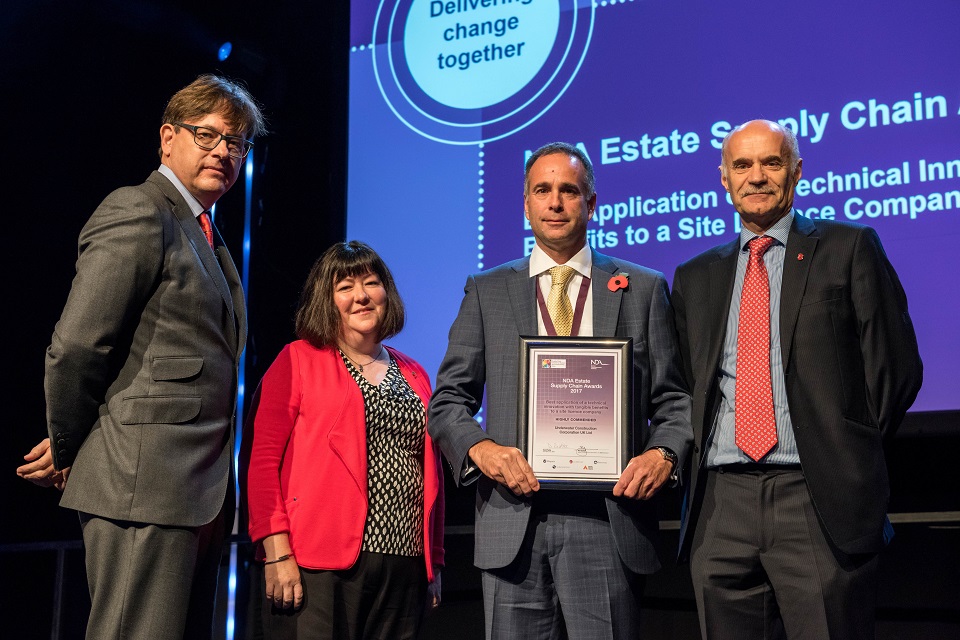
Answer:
[
  {"left": 739, "top": 209, "right": 794, "bottom": 251},
  {"left": 158, "top": 164, "right": 206, "bottom": 218},
  {"left": 529, "top": 243, "right": 593, "bottom": 279}
]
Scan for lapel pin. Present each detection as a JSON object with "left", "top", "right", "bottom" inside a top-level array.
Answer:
[
  {"left": 607, "top": 273, "right": 629, "bottom": 292},
  {"left": 797, "top": 253, "right": 804, "bottom": 261}
]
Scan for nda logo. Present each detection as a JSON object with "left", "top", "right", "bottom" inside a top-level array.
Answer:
[{"left": 590, "top": 359, "right": 609, "bottom": 370}]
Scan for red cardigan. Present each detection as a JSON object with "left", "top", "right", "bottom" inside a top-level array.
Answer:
[{"left": 245, "top": 341, "right": 444, "bottom": 580}]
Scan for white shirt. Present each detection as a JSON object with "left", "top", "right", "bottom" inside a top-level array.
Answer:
[{"left": 529, "top": 243, "right": 594, "bottom": 337}]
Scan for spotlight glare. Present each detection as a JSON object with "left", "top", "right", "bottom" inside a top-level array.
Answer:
[{"left": 218, "top": 42, "right": 233, "bottom": 62}]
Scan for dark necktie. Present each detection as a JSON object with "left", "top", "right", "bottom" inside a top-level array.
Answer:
[
  {"left": 198, "top": 211, "right": 215, "bottom": 250},
  {"left": 735, "top": 235, "right": 778, "bottom": 461}
]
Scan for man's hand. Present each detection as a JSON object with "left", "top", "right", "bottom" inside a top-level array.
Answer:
[
  {"left": 612, "top": 449, "right": 673, "bottom": 500},
  {"left": 16, "top": 438, "right": 70, "bottom": 491},
  {"left": 468, "top": 440, "right": 540, "bottom": 496}
]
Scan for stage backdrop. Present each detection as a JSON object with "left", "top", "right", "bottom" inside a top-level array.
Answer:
[{"left": 346, "top": 0, "right": 959, "bottom": 413}]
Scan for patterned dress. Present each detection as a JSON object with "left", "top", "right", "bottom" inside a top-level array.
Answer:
[{"left": 341, "top": 351, "right": 425, "bottom": 556}]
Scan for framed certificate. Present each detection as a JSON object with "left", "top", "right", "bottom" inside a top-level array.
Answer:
[{"left": 517, "top": 336, "right": 634, "bottom": 489}]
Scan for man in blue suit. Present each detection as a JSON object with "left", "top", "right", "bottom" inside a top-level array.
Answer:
[{"left": 429, "top": 142, "right": 692, "bottom": 639}]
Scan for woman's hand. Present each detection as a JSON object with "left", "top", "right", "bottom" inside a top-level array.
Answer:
[
  {"left": 265, "top": 557, "right": 303, "bottom": 610},
  {"left": 261, "top": 533, "right": 303, "bottom": 610},
  {"left": 425, "top": 569, "right": 442, "bottom": 614}
]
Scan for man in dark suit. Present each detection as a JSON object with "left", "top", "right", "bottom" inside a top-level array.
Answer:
[
  {"left": 671, "top": 120, "right": 922, "bottom": 639},
  {"left": 17, "top": 74, "right": 265, "bottom": 639},
  {"left": 428, "top": 142, "right": 692, "bottom": 639}
]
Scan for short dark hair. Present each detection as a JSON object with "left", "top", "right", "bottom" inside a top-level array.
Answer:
[
  {"left": 524, "top": 142, "right": 596, "bottom": 197},
  {"left": 158, "top": 74, "right": 266, "bottom": 157},
  {"left": 295, "top": 241, "right": 405, "bottom": 348}
]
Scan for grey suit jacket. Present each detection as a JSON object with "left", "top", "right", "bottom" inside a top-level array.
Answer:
[
  {"left": 428, "top": 250, "right": 692, "bottom": 573},
  {"left": 46, "top": 171, "right": 246, "bottom": 528},
  {"left": 672, "top": 214, "right": 922, "bottom": 558}
]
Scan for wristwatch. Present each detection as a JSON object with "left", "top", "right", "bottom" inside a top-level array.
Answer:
[
  {"left": 655, "top": 447, "right": 679, "bottom": 483},
  {"left": 655, "top": 446, "right": 678, "bottom": 467}
]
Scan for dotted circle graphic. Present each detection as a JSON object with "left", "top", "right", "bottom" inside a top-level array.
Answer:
[{"left": 370, "top": 0, "right": 596, "bottom": 145}]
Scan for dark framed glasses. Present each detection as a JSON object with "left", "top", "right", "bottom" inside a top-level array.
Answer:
[{"left": 173, "top": 122, "right": 253, "bottom": 159}]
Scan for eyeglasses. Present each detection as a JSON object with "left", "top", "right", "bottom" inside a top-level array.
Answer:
[{"left": 173, "top": 122, "right": 254, "bottom": 159}]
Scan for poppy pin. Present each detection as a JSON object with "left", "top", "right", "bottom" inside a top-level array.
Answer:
[{"left": 608, "top": 273, "right": 629, "bottom": 292}]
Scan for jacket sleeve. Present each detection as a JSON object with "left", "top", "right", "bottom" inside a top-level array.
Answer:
[
  {"left": 246, "top": 344, "right": 302, "bottom": 545},
  {"left": 852, "top": 226, "right": 923, "bottom": 439},
  {"left": 427, "top": 275, "right": 492, "bottom": 485},
  {"left": 394, "top": 350, "right": 445, "bottom": 573},
  {"left": 45, "top": 188, "right": 165, "bottom": 469},
  {"left": 430, "top": 438, "right": 446, "bottom": 571},
  {"left": 419, "top": 363, "right": 446, "bottom": 571},
  {"left": 638, "top": 272, "right": 694, "bottom": 475}
]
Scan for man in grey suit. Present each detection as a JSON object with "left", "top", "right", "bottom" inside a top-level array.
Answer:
[
  {"left": 428, "top": 142, "right": 692, "bottom": 639},
  {"left": 672, "top": 120, "right": 922, "bottom": 639},
  {"left": 17, "top": 74, "right": 265, "bottom": 639}
]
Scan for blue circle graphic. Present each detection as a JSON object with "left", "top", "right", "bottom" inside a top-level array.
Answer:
[{"left": 372, "top": 0, "right": 596, "bottom": 145}]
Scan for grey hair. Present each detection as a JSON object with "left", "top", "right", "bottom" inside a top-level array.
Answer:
[{"left": 720, "top": 120, "right": 800, "bottom": 176}]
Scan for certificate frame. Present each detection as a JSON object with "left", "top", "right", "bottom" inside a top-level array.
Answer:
[{"left": 517, "top": 336, "right": 634, "bottom": 490}]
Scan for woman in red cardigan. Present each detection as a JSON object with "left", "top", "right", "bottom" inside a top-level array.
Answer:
[{"left": 245, "top": 241, "right": 444, "bottom": 639}]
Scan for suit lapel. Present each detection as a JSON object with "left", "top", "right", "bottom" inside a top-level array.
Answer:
[
  {"left": 508, "top": 251, "right": 624, "bottom": 337},
  {"left": 215, "top": 232, "right": 247, "bottom": 356},
  {"left": 780, "top": 214, "right": 818, "bottom": 370},
  {"left": 507, "top": 258, "right": 537, "bottom": 335},
  {"left": 591, "top": 251, "right": 621, "bottom": 337},
  {"left": 705, "top": 240, "right": 740, "bottom": 373},
  {"left": 184, "top": 213, "right": 234, "bottom": 317},
  {"left": 150, "top": 173, "right": 237, "bottom": 320}
]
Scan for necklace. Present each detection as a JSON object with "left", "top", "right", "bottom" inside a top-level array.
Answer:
[{"left": 340, "top": 345, "right": 384, "bottom": 372}]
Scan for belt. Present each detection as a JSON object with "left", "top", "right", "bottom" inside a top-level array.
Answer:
[
  {"left": 713, "top": 463, "right": 802, "bottom": 473},
  {"left": 531, "top": 490, "right": 610, "bottom": 520}
]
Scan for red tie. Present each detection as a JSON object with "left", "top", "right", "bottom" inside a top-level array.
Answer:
[
  {"left": 198, "top": 211, "right": 215, "bottom": 250},
  {"left": 735, "top": 235, "right": 778, "bottom": 461}
]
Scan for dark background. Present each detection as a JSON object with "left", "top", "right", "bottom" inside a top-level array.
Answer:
[
  {"left": 2, "top": 0, "right": 349, "bottom": 540},
  {"left": 1, "top": 2, "right": 957, "bottom": 638}
]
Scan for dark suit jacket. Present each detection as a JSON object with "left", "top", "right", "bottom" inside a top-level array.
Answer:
[
  {"left": 672, "top": 214, "right": 922, "bottom": 558},
  {"left": 428, "top": 250, "right": 692, "bottom": 573},
  {"left": 46, "top": 171, "right": 246, "bottom": 528}
]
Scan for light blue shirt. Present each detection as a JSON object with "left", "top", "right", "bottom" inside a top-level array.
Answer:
[
  {"left": 705, "top": 210, "right": 800, "bottom": 467},
  {"left": 158, "top": 164, "right": 205, "bottom": 218}
]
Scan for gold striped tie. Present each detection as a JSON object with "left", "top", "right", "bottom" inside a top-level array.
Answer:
[{"left": 547, "top": 265, "right": 576, "bottom": 336}]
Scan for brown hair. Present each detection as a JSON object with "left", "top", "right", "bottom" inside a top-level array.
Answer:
[
  {"left": 295, "top": 241, "right": 406, "bottom": 348},
  {"left": 158, "top": 74, "right": 266, "bottom": 157}
]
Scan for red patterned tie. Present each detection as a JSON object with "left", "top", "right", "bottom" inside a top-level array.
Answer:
[
  {"left": 735, "top": 235, "right": 778, "bottom": 461},
  {"left": 198, "top": 211, "right": 215, "bottom": 250}
]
